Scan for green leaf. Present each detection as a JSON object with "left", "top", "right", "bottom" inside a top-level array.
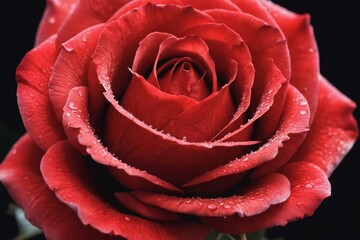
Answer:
[
  {"left": 8, "top": 204, "right": 42, "bottom": 240},
  {"left": 205, "top": 230, "right": 266, "bottom": 240},
  {"left": 247, "top": 230, "right": 266, "bottom": 240}
]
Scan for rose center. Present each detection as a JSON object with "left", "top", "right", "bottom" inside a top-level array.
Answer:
[{"left": 156, "top": 57, "right": 211, "bottom": 101}]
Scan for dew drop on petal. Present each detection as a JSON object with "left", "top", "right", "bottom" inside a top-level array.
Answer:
[
  {"left": 300, "top": 110, "right": 307, "bottom": 115},
  {"left": 48, "top": 17, "right": 56, "bottom": 24},
  {"left": 207, "top": 204, "right": 217, "bottom": 210},
  {"left": 300, "top": 101, "right": 307, "bottom": 106},
  {"left": 124, "top": 216, "right": 131, "bottom": 222},
  {"left": 68, "top": 102, "right": 77, "bottom": 110}
]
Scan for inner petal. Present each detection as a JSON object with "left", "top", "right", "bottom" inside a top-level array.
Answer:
[{"left": 158, "top": 57, "right": 210, "bottom": 101}]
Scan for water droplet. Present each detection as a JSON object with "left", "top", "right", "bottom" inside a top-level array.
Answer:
[
  {"left": 308, "top": 47, "right": 315, "bottom": 53},
  {"left": 64, "top": 45, "right": 74, "bottom": 52},
  {"left": 207, "top": 204, "right": 217, "bottom": 210},
  {"left": 296, "top": 202, "right": 302, "bottom": 206},
  {"left": 300, "top": 110, "right": 307, "bottom": 115},
  {"left": 48, "top": 17, "right": 56, "bottom": 24},
  {"left": 82, "top": 32, "right": 90, "bottom": 43},
  {"left": 124, "top": 216, "right": 131, "bottom": 222},
  {"left": 242, "top": 157, "right": 249, "bottom": 162},
  {"left": 300, "top": 101, "right": 307, "bottom": 106},
  {"left": 68, "top": 102, "right": 77, "bottom": 110},
  {"left": 65, "top": 112, "right": 71, "bottom": 117},
  {"left": 305, "top": 183, "right": 314, "bottom": 189},
  {"left": 223, "top": 204, "right": 231, "bottom": 209},
  {"left": 185, "top": 200, "right": 192, "bottom": 204}
]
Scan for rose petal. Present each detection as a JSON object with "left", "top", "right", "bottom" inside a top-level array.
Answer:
[
  {"left": 215, "top": 58, "right": 286, "bottom": 142},
  {"left": 62, "top": 86, "right": 183, "bottom": 194},
  {"left": 49, "top": 24, "right": 104, "bottom": 121},
  {"left": 130, "top": 173, "right": 290, "bottom": 217},
  {"left": 131, "top": 32, "right": 173, "bottom": 83},
  {"left": 160, "top": 72, "right": 236, "bottom": 141},
  {"left": 56, "top": 0, "right": 130, "bottom": 44},
  {"left": 35, "top": 0, "right": 77, "bottom": 45},
  {"left": 147, "top": 34, "right": 217, "bottom": 93},
  {"left": 181, "top": 0, "right": 240, "bottom": 11},
  {"left": 40, "top": 141, "right": 210, "bottom": 239},
  {"left": 16, "top": 35, "right": 66, "bottom": 151},
  {"left": 183, "top": 85, "right": 310, "bottom": 187},
  {"left": 107, "top": 0, "right": 184, "bottom": 23},
  {"left": 201, "top": 162, "right": 331, "bottom": 234},
  {"left": 291, "top": 76, "right": 358, "bottom": 176},
  {"left": 93, "top": 3, "right": 215, "bottom": 100},
  {"left": 262, "top": 1, "right": 320, "bottom": 122},
  {"left": 115, "top": 192, "right": 183, "bottom": 221},
  {"left": 119, "top": 71, "right": 198, "bottom": 135},
  {"left": 0, "top": 134, "right": 115, "bottom": 240},
  {"left": 231, "top": 0, "right": 277, "bottom": 26},
  {"left": 206, "top": 9, "right": 290, "bottom": 139},
  {"left": 103, "top": 90, "right": 258, "bottom": 186}
]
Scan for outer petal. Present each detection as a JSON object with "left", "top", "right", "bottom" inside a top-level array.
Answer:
[
  {"left": 115, "top": 192, "right": 183, "bottom": 221},
  {"left": 262, "top": 1, "right": 320, "bottom": 122},
  {"left": 291, "top": 76, "right": 358, "bottom": 176},
  {"left": 206, "top": 9, "right": 290, "bottom": 140},
  {"left": 128, "top": 173, "right": 290, "bottom": 217},
  {"left": 63, "top": 87, "right": 183, "bottom": 194},
  {"left": 49, "top": 24, "right": 104, "bottom": 121},
  {"left": 0, "top": 134, "right": 115, "bottom": 240},
  {"left": 40, "top": 141, "right": 210, "bottom": 239},
  {"left": 180, "top": 0, "right": 240, "bottom": 11},
  {"left": 184, "top": 85, "right": 310, "bottom": 187},
  {"left": 231, "top": 0, "right": 277, "bottom": 26},
  {"left": 201, "top": 162, "right": 331, "bottom": 234},
  {"left": 35, "top": 0, "right": 77, "bottom": 45},
  {"left": 16, "top": 35, "right": 66, "bottom": 151},
  {"left": 103, "top": 90, "right": 257, "bottom": 186},
  {"left": 56, "top": 0, "right": 130, "bottom": 44}
]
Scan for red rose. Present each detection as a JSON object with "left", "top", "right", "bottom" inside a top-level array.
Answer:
[{"left": 1, "top": 0, "right": 358, "bottom": 239}]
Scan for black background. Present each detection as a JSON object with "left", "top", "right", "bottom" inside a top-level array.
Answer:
[{"left": 0, "top": 1, "right": 359, "bottom": 240}]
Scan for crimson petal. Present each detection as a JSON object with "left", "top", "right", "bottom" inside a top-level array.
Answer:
[
  {"left": 262, "top": 1, "right": 320, "bottom": 122},
  {"left": 180, "top": 0, "right": 240, "bottom": 11},
  {"left": 183, "top": 85, "right": 309, "bottom": 187},
  {"left": 40, "top": 141, "right": 210, "bottom": 239},
  {"left": 201, "top": 162, "right": 331, "bottom": 234},
  {"left": 119, "top": 71, "right": 198, "bottom": 135},
  {"left": 56, "top": 0, "right": 130, "bottom": 44},
  {"left": 130, "top": 173, "right": 290, "bottom": 217},
  {"left": 35, "top": 0, "right": 77, "bottom": 45},
  {"left": 115, "top": 192, "right": 183, "bottom": 221},
  {"left": 93, "top": 3, "right": 215, "bottom": 100},
  {"left": 291, "top": 76, "right": 358, "bottom": 176},
  {"left": 231, "top": 0, "right": 277, "bottom": 26},
  {"left": 206, "top": 9, "right": 290, "bottom": 140},
  {"left": 49, "top": 24, "right": 104, "bottom": 121},
  {"left": 63, "top": 86, "right": 183, "bottom": 194},
  {"left": 104, "top": 90, "right": 258, "bottom": 186},
  {"left": 16, "top": 35, "right": 65, "bottom": 151},
  {"left": 0, "top": 135, "right": 115, "bottom": 240},
  {"left": 216, "top": 59, "right": 286, "bottom": 142}
]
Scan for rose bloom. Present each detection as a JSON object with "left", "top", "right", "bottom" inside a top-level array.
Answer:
[{"left": 0, "top": 0, "right": 358, "bottom": 239}]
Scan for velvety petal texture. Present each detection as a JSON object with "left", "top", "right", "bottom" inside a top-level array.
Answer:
[
  {"left": 1, "top": 0, "right": 358, "bottom": 238},
  {"left": 0, "top": 135, "right": 116, "bottom": 240}
]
